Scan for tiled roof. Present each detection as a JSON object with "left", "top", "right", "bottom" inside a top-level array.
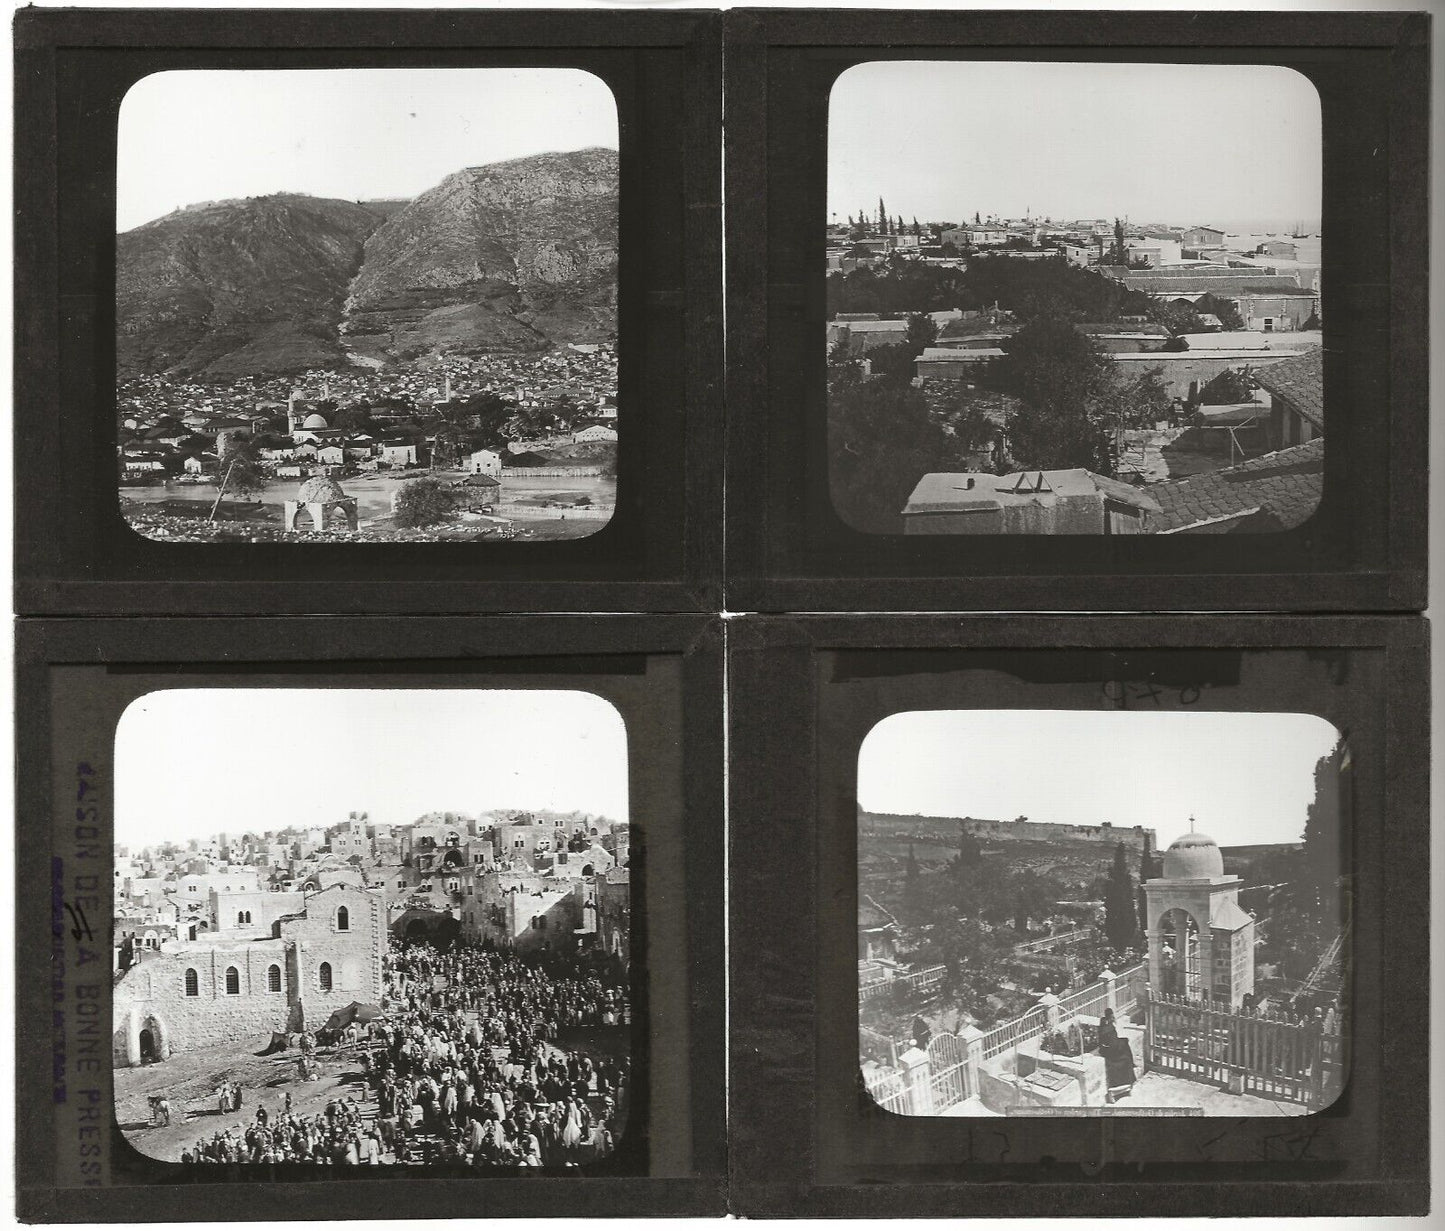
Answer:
[
  {"left": 1149, "top": 438, "right": 1324, "bottom": 533},
  {"left": 1252, "top": 348, "right": 1325, "bottom": 428}
]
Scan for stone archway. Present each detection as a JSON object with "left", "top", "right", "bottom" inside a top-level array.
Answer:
[
  {"left": 139, "top": 1028, "right": 158, "bottom": 1063},
  {"left": 1156, "top": 907, "right": 1204, "bottom": 998},
  {"left": 141, "top": 1012, "right": 170, "bottom": 1062}
]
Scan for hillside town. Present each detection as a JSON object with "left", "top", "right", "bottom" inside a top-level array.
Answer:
[
  {"left": 858, "top": 742, "right": 1349, "bottom": 1117},
  {"left": 118, "top": 345, "right": 618, "bottom": 542},
  {"left": 113, "top": 808, "right": 630, "bottom": 1164},
  {"left": 827, "top": 206, "right": 1325, "bottom": 535}
]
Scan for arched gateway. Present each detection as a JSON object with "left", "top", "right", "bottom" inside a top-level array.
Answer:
[{"left": 115, "top": 1008, "right": 171, "bottom": 1067}]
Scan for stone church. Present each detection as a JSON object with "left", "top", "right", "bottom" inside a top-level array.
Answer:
[{"left": 113, "top": 884, "right": 385, "bottom": 1067}]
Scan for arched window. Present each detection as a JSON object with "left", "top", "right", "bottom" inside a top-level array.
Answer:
[
  {"left": 267, "top": 964, "right": 282, "bottom": 993},
  {"left": 184, "top": 968, "right": 199, "bottom": 997},
  {"left": 319, "top": 962, "right": 333, "bottom": 991},
  {"left": 336, "top": 905, "right": 349, "bottom": 932},
  {"left": 225, "top": 966, "right": 240, "bottom": 995}
]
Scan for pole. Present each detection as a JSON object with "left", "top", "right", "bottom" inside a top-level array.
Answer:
[{"left": 208, "top": 457, "right": 239, "bottom": 523}]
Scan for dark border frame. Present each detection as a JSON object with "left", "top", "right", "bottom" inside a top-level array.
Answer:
[
  {"left": 723, "top": 9, "right": 1429, "bottom": 612},
  {"left": 14, "top": 8, "right": 723, "bottom": 616},
  {"left": 15, "top": 614, "right": 726, "bottom": 1221},
  {"left": 728, "top": 614, "right": 1429, "bottom": 1216}
]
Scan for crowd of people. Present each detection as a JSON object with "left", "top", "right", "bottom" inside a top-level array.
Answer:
[{"left": 178, "top": 938, "right": 630, "bottom": 1167}]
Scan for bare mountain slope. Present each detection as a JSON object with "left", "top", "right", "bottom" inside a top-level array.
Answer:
[
  {"left": 342, "top": 147, "right": 618, "bottom": 361},
  {"left": 116, "top": 194, "right": 386, "bottom": 378},
  {"left": 116, "top": 149, "right": 619, "bottom": 378}
]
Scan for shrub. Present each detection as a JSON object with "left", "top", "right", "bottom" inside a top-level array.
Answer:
[{"left": 392, "top": 477, "right": 455, "bottom": 528}]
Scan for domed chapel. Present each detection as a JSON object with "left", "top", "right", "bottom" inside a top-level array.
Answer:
[{"left": 1143, "top": 820, "right": 1256, "bottom": 1007}]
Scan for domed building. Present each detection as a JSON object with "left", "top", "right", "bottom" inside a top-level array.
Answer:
[
  {"left": 1143, "top": 821, "right": 1255, "bottom": 1007},
  {"left": 1161, "top": 830, "right": 1226, "bottom": 880},
  {"left": 284, "top": 475, "right": 358, "bottom": 533}
]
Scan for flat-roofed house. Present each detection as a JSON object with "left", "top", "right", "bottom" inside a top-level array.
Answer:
[
  {"left": 901, "top": 468, "right": 1161, "bottom": 535},
  {"left": 914, "top": 347, "right": 1006, "bottom": 381}
]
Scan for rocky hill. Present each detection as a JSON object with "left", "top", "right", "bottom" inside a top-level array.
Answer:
[
  {"left": 116, "top": 148, "right": 619, "bottom": 378},
  {"left": 343, "top": 147, "right": 618, "bottom": 362},
  {"left": 116, "top": 194, "right": 385, "bottom": 379}
]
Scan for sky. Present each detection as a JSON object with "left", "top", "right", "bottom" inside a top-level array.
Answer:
[
  {"left": 857, "top": 709, "right": 1339, "bottom": 848},
  {"left": 117, "top": 68, "right": 620, "bottom": 232},
  {"left": 114, "top": 688, "right": 628, "bottom": 851},
  {"left": 829, "top": 61, "right": 1322, "bottom": 230}
]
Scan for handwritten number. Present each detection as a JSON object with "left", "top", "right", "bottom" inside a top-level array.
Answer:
[{"left": 65, "top": 902, "right": 94, "bottom": 943}]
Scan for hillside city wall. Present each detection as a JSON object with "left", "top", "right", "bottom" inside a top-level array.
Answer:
[{"left": 862, "top": 812, "right": 1155, "bottom": 856}]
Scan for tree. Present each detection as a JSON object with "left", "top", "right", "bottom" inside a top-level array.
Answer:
[
  {"left": 862, "top": 341, "right": 922, "bottom": 383},
  {"left": 828, "top": 367, "right": 961, "bottom": 532},
  {"left": 950, "top": 404, "right": 1002, "bottom": 456},
  {"left": 1103, "top": 844, "right": 1139, "bottom": 950},
  {"left": 1197, "top": 367, "right": 1254, "bottom": 405},
  {"left": 1107, "top": 218, "right": 1128, "bottom": 267},
  {"left": 993, "top": 315, "right": 1114, "bottom": 472},
  {"left": 905, "top": 313, "right": 939, "bottom": 350},
  {"left": 392, "top": 476, "right": 456, "bottom": 528},
  {"left": 974, "top": 211, "right": 981, "bottom": 225},
  {"left": 1193, "top": 293, "right": 1245, "bottom": 331},
  {"left": 207, "top": 436, "right": 268, "bottom": 521},
  {"left": 1136, "top": 841, "right": 1160, "bottom": 937},
  {"left": 877, "top": 196, "right": 887, "bottom": 232},
  {"left": 955, "top": 823, "right": 983, "bottom": 867},
  {"left": 332, "top": 403, "right": 380, "bottom": 433},
  {"left": 905, "top": 842, "right": 920, "bottom": 889},
  {"left": 1147, "top": 297, "right": 1206, "bottom": 337},
  {"left": 1012, "top": 870, "right": 1055, "bottom": 933},
  {"left": 1298, "top": 742, "right": 1345, "bottom": 918},
  {"left": 912, "top": 216, "right": 921, "bottom": 237}
]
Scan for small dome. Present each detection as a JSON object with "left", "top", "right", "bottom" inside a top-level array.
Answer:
[
  {"left": 1161, "top": 830, "right": 1224, "bottom": 880},
  {"left": 301, "top": 413, "right": 330, "bottom": 430},
  {"left": 296, "top": 476, "right": 349, "bottom": 504}
]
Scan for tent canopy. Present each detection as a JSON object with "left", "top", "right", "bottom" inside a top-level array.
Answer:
[{"left": 322, "top": 1001, "right": 383, "bottom": 1033}]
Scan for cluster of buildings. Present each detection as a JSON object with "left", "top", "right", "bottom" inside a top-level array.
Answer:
[
  {"left": 112, "top": 808, "right": 630, "bottom": 1065},
  {"left": 828, "top": 211, "right": 1321, "bottom": 301},
  {"left": 117, "top": 344, "right": 618, "bottom": 485},
  {"left": 900, "top": 344, "right": 1324, "bottom": 535},
  {"left": 826, "top": 209, "right": 1326, "bottom": 537}
]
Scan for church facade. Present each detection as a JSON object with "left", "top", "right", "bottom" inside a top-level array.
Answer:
[{"left": 112, "top": 884, "right": 385, "bottom": 1067}]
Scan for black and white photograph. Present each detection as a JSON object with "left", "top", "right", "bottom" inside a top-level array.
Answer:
[
  {"left": 111, "top": 688, "right": 632, "bottom": 1166},
  {"left": 857, "top": 709, "right": 1349, "bottom": 1117},
  {"left": 827, "top": 62, "right": 1325, "bottom": 536},
  {"left": 116, "top": 69, "right": 620, "bottom": 543}
]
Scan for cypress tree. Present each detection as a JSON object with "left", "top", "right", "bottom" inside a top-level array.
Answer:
[{"left": 1104, "top": 843, "right": 1139, "bottom": 950}]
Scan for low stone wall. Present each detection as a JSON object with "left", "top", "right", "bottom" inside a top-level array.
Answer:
[
  {"left": 502, "top": 466, "right": 604, "bottom": 478},
  {"left": 494, "top": 503, "right": 613, "bottom": 521}
]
